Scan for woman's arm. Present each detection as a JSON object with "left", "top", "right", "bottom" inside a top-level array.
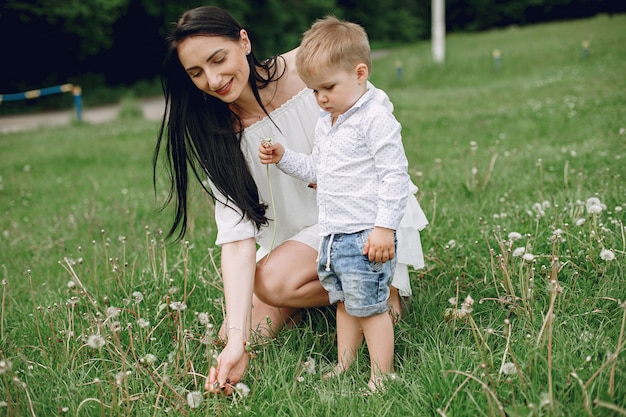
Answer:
[{"left": 206, "top": 237, "right": 256, "bottom": 394}]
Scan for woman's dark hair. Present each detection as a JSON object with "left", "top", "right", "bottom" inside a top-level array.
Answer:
[{"left": 154, "top": 6, "right": 282, "bottom": 240}]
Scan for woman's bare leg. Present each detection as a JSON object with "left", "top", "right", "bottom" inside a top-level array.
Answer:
[{"left": 252, "top": 240, "right": 329, "bottom": 337}]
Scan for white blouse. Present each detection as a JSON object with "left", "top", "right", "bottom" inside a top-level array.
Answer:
[{"left": 210, "top": 86, "right": 428, "bottom": 295}]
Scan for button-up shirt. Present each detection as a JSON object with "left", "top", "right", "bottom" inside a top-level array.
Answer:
[{"left": 277, "top": 88, "right": 409, "bottom": 236}]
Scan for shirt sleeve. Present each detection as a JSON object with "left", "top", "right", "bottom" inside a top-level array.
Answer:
[
  {"left": 210, "top": 182, "right": 258, "bottom": 246},
  {"left": 276, "top": 147, "right": 318, "bottom": 184},
  {"left": 368, "top": 108, "right": 409, "bottom": 230}
]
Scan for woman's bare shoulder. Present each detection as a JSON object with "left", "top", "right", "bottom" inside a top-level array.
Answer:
[{"left": 278, "top": 48, "right": 306, "bottom": 96}]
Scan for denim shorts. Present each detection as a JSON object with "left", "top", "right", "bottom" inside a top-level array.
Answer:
[{"left": 317, "top": 229, "right": 396, "bottom": 318}]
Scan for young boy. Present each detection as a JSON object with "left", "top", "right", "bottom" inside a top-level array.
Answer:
[{"left": 258, "top": 16, "right": 409, "bottom": 392}]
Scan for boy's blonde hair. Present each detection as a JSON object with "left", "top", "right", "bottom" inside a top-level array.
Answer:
[{"left": 296, "top": 16, "right": 371, "bottom": 81}]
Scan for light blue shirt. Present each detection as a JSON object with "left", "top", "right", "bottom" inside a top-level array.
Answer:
[{"left": 277, "top": 88, "right": 409, "bottom": 236}]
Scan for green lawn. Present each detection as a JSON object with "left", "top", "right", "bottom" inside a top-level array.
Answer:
[{"left": 1, "top": 13, "right": 625, "bottom": 416}]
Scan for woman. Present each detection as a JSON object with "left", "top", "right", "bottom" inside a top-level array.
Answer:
[{"left": 154, "top": 6, "right": 428, "bottom": 394}]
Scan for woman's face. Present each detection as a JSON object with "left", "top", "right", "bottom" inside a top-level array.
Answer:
[{"left": 177, "top": 30, "right": 251, "bottom": 103}]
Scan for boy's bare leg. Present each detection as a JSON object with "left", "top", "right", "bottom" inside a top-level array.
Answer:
[
  {"left": 323, "top": 302, "right": 363, "bottom": 379},
  {"left": 361, "top": 310, "right": 395, "bottom": 392}
]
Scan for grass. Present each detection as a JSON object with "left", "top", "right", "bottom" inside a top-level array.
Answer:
[{"left": 1, "top": 13, "right": 625, "bottom": 416}]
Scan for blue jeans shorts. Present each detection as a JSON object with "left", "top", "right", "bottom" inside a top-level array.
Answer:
[{"left": 317, "top": 229, "right": 396, "bottom": 318}]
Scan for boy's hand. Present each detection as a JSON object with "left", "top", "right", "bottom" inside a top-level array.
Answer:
[
  {"left": 363, "top": 227, "right": 395, "bottom": 263},
  {"left": 258, "top": 138, "right": 285, "bottom": 164}
]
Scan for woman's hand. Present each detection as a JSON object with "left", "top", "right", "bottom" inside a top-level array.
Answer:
[
  {"left": 205, "top": 337, "right": 249, "bottom": 395},
  {"left": 258, "top": 141, "right": 285, "bottom": 164}
]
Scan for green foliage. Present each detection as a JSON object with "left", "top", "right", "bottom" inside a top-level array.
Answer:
[
  {"left": 1, "top": 15, "right": 625, "bottom": 416},
  {"left": 5, "top": 0, "right": 128, "bottom": 54}
]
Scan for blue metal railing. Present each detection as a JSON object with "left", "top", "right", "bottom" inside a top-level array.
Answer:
[{"left": 0, "top": 83, "right": 83, "bottom": 122}]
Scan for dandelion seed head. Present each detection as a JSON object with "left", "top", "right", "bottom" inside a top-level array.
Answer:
[
  {"left": 522, "top": 253, "right": 535, "bottom": 262},
  {"left": 87, "top": 334, "right": 105, "bottom": 349},
  {"left": 508, "top": 232, "right": 522, "bottom": 241},
  {"left": 67, "top": 280, "right": 76, "bottom": 289},
  {"left": 501, "top": 362, "right": 516, "bottom": 375},
  {"left": 302, "top": 357, "right": 316, "bottom": 375},
  {"left": 512, "top": 247, "right": 526, "bottom": 257},
  {"left": 585, "top": 356, "right": 591, "bottom": 362},
  {"left": 186, "top": 391, "right": 203, "bottom": 408},
  {"left": 169, "top": 301, "right": 187, "bottom": 311},
  {"left": 448, "top": 297, "right": 457, "bottom": 305},
  {"left": 600, "top": 249, "right": 615, "bottom": 261},
  {"left": 575, "top": 218, "right": 586, "bottom": 226},
  {"left": 235, "top": 382, "right": 251, "bottom": 397},
  {"left": 132, "top": 292, "right": 144, "bottom": 303},
  {"left": 197, "top": 312, "right": 210, "bottom": 325},
  {"left": 105, "top": 306, "right": 119, "bottom": 318},
  {"left": 137, "top": 318, "right": 150, "bottom": 328}
]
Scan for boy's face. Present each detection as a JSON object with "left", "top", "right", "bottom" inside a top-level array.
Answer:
[{"left": 303, "top": 63, "right": 368, "bottom": 123}]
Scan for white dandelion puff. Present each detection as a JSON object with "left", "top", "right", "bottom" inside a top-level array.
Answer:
[
  {"left": 87, "top": 334, "right": 106, "bottom": 350},
  {"left": 508, "top": 232, "right": 522, "bottom": 241},
  {"left": 169, "top": 301, "right": 187, "bottom": 311},
  {"left": 186, "top": 391, "right": 203, "bottom": 408},
  {"left": 522, "top": 253, "right": 535, "bottom": 262},
  {"left": 501, "top": 362, "right": 516, "bottom": 375},
  {"left": 512, "top": 247, "right": 526, "bottom": 257},
  {"left": 132, "top": 291, "right": 144, "bottom": 304},
  {"left": 575, "top": 218, "right": 586, "bottom": 226},
  {"left": 600, "top": 249, "right": 615, "bottom": 261},
  {"left": 137, "top": 318, "right": 150, "bottom": 329},
  {"left": 105, "top": 306, "right": 120, "bottom": 318},
  {"left": 235, "top": 382, "right": 251, "bottom": 397}
]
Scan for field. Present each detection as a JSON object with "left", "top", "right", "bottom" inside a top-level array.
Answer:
[{"left": 1, "top": 14, "right": 625, "bottom": 416}]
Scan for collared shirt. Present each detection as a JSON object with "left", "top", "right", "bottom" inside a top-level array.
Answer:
[{"left": 277, "top": 88, "right": 409, "bottom": 236}]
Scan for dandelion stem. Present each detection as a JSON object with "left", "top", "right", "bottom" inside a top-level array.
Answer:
[
  {"left": 264, "top": 164, "right": 277, "bottom": 264},
  {"left": 443, "top": 370, "right": 506, "bottom": 416},
  {"left": 593, "top": 399, "right": 626, "bottom": 415},
  {"left": 608, "top": 305, "right": 626, "bottom": 396}
]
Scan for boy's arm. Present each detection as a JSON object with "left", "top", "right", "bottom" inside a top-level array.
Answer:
[{"left": 258, "top": 140, "right": 318, "bottom": 184}]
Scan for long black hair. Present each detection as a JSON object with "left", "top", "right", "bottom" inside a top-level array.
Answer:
[{"left": 154, "top": 6, "right": 283, "bottom": 240}]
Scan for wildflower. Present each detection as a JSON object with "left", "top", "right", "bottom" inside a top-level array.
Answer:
[
  {"left": 600, "top": 249, "right": 615, "bottom": 261},
  {"left": 87, "top": 334, "right": 106, "bottom": 349},
  {"left": 105, "top": 306, "right": 119, "bottom": 318},
  {"left": 615, "top": 206, "right": 623, "bottom": 213},
  {"left": 586, "top": 197, "right": 605, "bottom": 214},
  {"left": 512, "top": 247, "right": 526, "bottom": 257},
  {"left": 501, "top": 362, "right": 516, "bottom": 375},
  {"left": 575, "top": 218, "right": 586, "bottom": 226},
  {"left": 137, "top": 318, "right": 150, "bottom": 328},
  {"left": 508, "top": 232, "right": 522, "bottom": 241},
  {"left": 115, "top": 371, "right": 128, "bottom": 385},
  {"left": 461, "top": 295, "right": 474, "bottom": 314},
  {"left": 235, "top": 382, "right": 251, "bottom": 397},
  {"left": 448, "top": 297, "right": 457, "bottom": 305},
  {"left": 142, "top": 354, "right": 157, "bottom": 365},
  {"left": 67, "top": 280, "right": 76, "bottom": 289},
  {"left": 169, "top": 301, "right": 187, "bottom": 311},
  {"left": 0, "top": 359, "right": 12, "bottom": 374},
  {"left": 522, "top": 253, "right": 535, "bottom": 262},
  {"left": 446, "top": 239, "right": 456, "bottom": 248},
  {"left": 109, "top": 321, "right": 122, "bottom": 333},
  {"left": 132, "top": 291, "right": 144, "bottom": 304},
  {"left": 261, "top": 137, "right": 275, "bottom": 147},
  {"left": 186, "top": 391, "right": 203, "bottom": 408},
  {"left": 197, "top": 312, "right": 211, "bottom": 325},
  {"left": 302, "top": 357, "right": 316, "bottom": 375}
]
